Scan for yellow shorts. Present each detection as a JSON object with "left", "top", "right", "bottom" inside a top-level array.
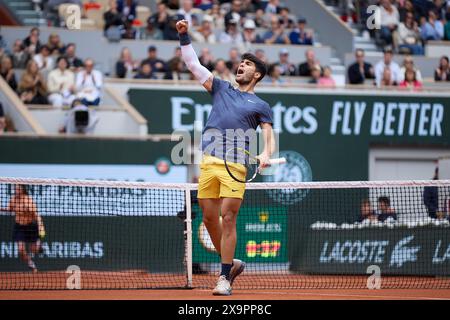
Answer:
[{"left": 197, "top": 155, "right": 247, "bottom": 199}]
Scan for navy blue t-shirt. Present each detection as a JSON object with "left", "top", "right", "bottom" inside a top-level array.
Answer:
[{"left": 201, "top": 78, "right": 273, "bottom": 161}]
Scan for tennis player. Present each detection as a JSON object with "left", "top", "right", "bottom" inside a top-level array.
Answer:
[
  {"left": 176, "top": 20, "right": 275, "bottom": 295},
  {"left": 0, "top": 185, "right": 45, "bottom": 272}
]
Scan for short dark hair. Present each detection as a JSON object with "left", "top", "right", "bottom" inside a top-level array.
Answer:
[
  {"left": 56, "top": 56, "right": 68, "bottom": 66},
  {"left": 17, "top": 184, "right": 29, "bottom": 195},
  {"left": 378, "top": 196, "right": 390, "bottom": 206},
  {"left": 241, "top": 53, "right": 267, "bottom": 83}
]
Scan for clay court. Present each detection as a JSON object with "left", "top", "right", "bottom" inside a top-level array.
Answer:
[
  {"left": 1, "top": 271, "right": 450, "bottom": 300},
  {"left": 1, "top": 289, "right": 450, "bottom": 300}
]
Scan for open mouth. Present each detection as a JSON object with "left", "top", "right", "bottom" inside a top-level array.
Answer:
[{"left": 237, "top": 69, "right": 244, "bottom": 75}]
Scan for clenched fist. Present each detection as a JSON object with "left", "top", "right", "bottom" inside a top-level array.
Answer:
[{"left": 176, "top": 19, "right": 189, "bottom": 34}]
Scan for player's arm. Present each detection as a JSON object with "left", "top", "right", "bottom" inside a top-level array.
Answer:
[
  {"left": 176, "top": 20, "right": 214, "bottom": 92},
  {"left": 257, "top": 122, "right": 275, "bottom": 169}
]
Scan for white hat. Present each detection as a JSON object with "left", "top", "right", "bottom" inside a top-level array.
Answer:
[
  {"left": 203, "top": 15, "right": 213, "bottom": 23},
  {"left": 243, "top": 19, "right": 256, "bottom": 29}
]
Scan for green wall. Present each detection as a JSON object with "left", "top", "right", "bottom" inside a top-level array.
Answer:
[{"left": 129, "top": 88, "right": 450, "bottom": 181}]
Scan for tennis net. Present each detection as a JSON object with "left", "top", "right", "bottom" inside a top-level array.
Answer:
[{"left": 0, "top": 177, "right": 449, "bottom": 290}]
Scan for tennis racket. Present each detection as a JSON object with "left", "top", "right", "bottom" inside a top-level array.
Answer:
[{"left": 224, "top": 147, "right": 287, "bottom": 183}]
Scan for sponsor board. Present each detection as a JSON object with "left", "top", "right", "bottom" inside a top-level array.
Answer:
[{"left": 291, "top": 227, "right": 450, "bottom": 276}]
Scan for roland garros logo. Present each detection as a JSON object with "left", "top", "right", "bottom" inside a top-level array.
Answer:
[{"left": 263, "top": 150, "right": 312, "bottom": 205}]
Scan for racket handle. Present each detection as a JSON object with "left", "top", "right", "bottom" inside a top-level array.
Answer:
[{"left": 269, "top": 157, "right": 287, "bottom": 165}]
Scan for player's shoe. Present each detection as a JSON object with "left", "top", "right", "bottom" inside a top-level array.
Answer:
[
  {"left": 229, "top": 259, "right": 246, "bottom": 286},
  {"left": 28, "top": 260, "right": 38, "bottom": 273},
  {"left": 212, "top": 275, "right": 232, "bottom": 296}
]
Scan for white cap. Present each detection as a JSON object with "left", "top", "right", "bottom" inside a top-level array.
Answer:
[
  {"left": 203, "top": 15, "right": 213, "bottom": 23},
  {"left": 243, "top": 19, "right": 256, "bottom": 29}
]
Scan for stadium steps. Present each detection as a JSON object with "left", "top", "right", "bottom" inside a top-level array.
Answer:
[
  {"left": 322, "top": 1, "right": 380, "bottom": 53},
  {"left": 2, "top": 0, "right": 46, "bottom": 26}
]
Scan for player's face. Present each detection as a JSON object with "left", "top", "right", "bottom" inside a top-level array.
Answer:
[{"left": 236, "top": 59, "right": 258, "bottom": 85}]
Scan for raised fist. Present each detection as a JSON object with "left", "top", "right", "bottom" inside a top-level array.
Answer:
[{"left": 176, "top": 19, "right": 189, "bottom": 34}]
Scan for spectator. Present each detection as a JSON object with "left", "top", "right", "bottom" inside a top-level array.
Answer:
[
  {"left": 117, "top": 0, "right": 138, "bottom": 22},
  {"left": 199, "top": 47, "right": 215, "bottom": 71},
  {"left": 347, "top": 48, "right": 375, "bottom": 84},
  {"left": 434, "top": 55, "right": 450, "bottom": 81},
  {"left": 47, "top": 56, "right": 76, "bottom": 108},
  {"left": 64, "top": 43, "right": 84, "bottom": 72},
  {"left": 260, "top": 15, "right": 290, "bottom": 44},
  {"left": 122, "top": 17, "right": 138, "bottom": 39},
  {"left": 420, "top": 10, "right": 444, "bottom": 41},
  {"left": 33, "top": 45, "right": 54, "bottom": 73},
  {"left": 103, "top": 0, "right": 125, "bottom": 35},
  {"left": 445, "top": 11, "right": 450, "bottom": 41},
  {"left": 265, "top": 0, "right": 280, "bottom": 14},
  {"left": 212, "top": 58, "right": 236, "bottom": 85},
  {"left": 194, "top": 0, "right": 213, "bottom": 11},
  {"left": 242, "top": 0, "right": 258, "bottom": 13},
  {"left": 241, "top": 19, "right": 258, "bottom": 47},
  {"left": 226, "top": 47, "right": 241, "bottom": 74},
  {"left": 164, "top": 14, "right": 183, "bottom": 41},
  {"left": 358, "top": 199, "right": 377, "bottom": 222},
  {"left": 376, "top": 196, "right": 397, "bottom": 222},
  {"left": 398, "top": 0, "right": 417, "bottom": 23},
  {"left": 399, "top": 56, "right": 423, "bottom": 82},
  {"left": 397, "top": 12, "right": 424, "bottom": 55},
  {"left": 141, "top": 15, "right": 164, "bottom": 40},
  {"left": 151, "top": 1, "right": 169, "bottom": 31},
  {"left": 190, "top": 15, "right": 217, "bottom": 43},
  {"left": 430, "top": 0, "right": 447, "bottom": 20},
  {"left": 224, "top": 0, "right": 246, "bottom": 28},
  {"left": 423, "top": 167, "right": 440, "bottom": 219},
  {"left": 59, "top": 99, "right": 99, "bottom": 134},
  {"left": 264, "top": 63, "right": 285, "bottom": 85},
  {"left": 289, "top": 17, "right": 314, "bottom": 45},
  {"left": 164, "top": 57, "right": 185, "bottom": 80},
  {"left": 75, "top": 59, "right": 103, "bottom": 106},
  {"left": 0, "top": 56, "right": 18, "bottom": 91},
  {"left": 379, "top": 67, "right": 397, "bottom": 87},
  {"left": 22, "top": 27, "right": 41, "bottom": 54},
  {"left": 209, "top": 2, "right": 225, "bottom": 29},
  {"left": 278, "top": 48, "right": 296, "bottom": 76},
  {"left": 374, "top": 48, "right": 401, "bottom": 86},
  {"left": 254, "top": 8, "right": 268, "bottom": 28},
  {"left": 134, "top": 62, "right": 157, "bottom": 79},
  {"left": 178, "top": 0, "right": 197, "bottom": 27},
  {"left": 278, "top": 6, "right": 294, "bottom": 29},
  {"left": 11, "top": 40, "right": 30, "bottom": 69},
  {"left": 167, "top": 47, "right": 187, "bottom": 73},
  {"left": 162, "top": 0, "right": 179, "bottom": 10},
  {"left": 308, "top": 64, "right": 321, "bottom": 84},
  {"left": 399, "top": 68, "right": 423, "bottom": 88},
  {"left": 318, "top": 66, "right": 336, "bottom": 87},
  {"left": 18, "top": 60, "right": 48, "bottom": 105},
  {"left": 298, "top": 49, "right": 319, "bottom": 77},
  {"left": 219, "top": 18, "right": 244, "bottom": 45},
  {"left": 378, "top": 0, "right": 400, "bottom": 48},
  {"left": 254, "top": 48, "right": 268, "bottom": 64},
  {"left": 115, "top": 47, "right": 138, "bottom": 79},
  {"left": 141, "top": 45, "right": 167, "bottom": 73},
  {"left": 46, "top": 33, "right": 64, "bottom": 56}
]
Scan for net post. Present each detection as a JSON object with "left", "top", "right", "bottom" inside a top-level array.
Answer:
[{"left": 185, "top": 187, "right": 193, "bottom": 288}]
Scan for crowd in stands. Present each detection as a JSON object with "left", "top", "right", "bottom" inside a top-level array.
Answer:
[
  {"left": 347, "top": 47, "right": 449, "bottom": 87},
  {"left": 327, "top": 0, "right": 450, "bottom": 54},
  {"left": 0, "top": 27, "right": 104, "bottom": 108},
  {"left": 99, "top": 0, "right": 316, "bottom": 47}
]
